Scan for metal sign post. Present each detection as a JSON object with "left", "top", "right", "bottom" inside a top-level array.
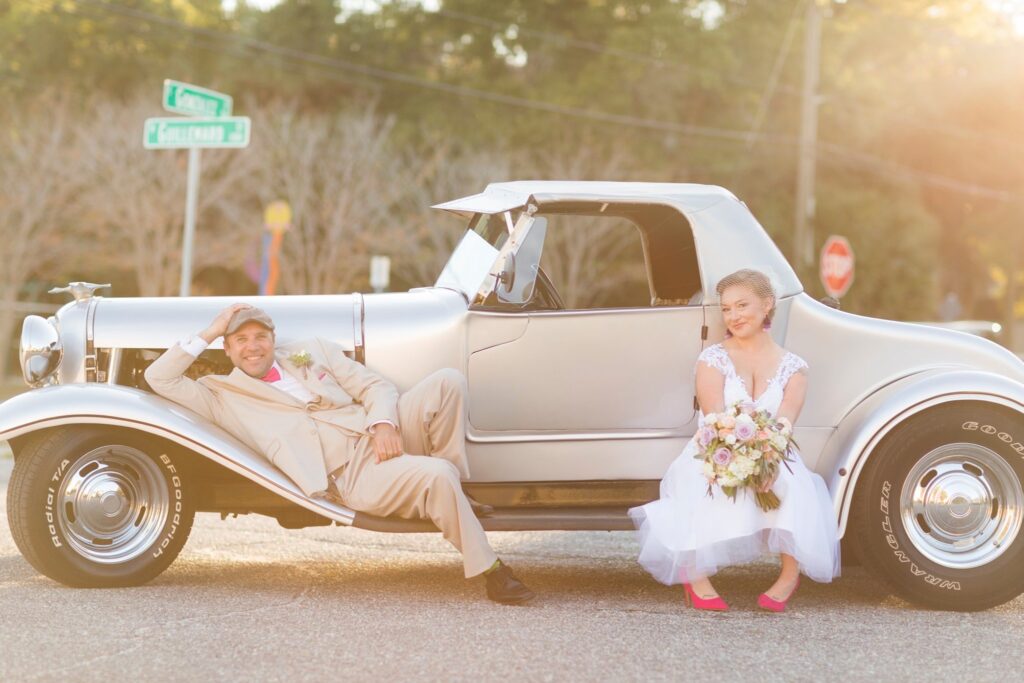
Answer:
[
  {"left": 180, "top": 148, "right": 202, "bottom": 297},
  {"left": 144, "top": 81, "right": 248, "bottom": 296}
]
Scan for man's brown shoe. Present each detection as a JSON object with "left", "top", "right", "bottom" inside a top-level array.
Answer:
[{"left": 485, "top": 562, "right": 535, "bottom": 605}]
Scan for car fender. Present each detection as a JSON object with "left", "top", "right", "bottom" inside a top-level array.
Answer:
[
  {"left": 827, "top": 368, "right": 1024, "bottom": 537},
  {"left": 0, "top": 384, "right": 356, "bottom": 525}
]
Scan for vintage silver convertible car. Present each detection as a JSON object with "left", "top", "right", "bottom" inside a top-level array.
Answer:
[{"left": 4, "top": 181, "right": 1024, "bottom": 611}]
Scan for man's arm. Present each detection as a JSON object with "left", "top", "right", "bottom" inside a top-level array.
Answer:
[
  {"left": 315, "top": 337, "right": 400, "bottom": 429},
  {"left": 144, "top": 303, "right": 251, "bottom": 422}
]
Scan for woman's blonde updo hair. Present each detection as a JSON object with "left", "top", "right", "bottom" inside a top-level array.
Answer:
[{"left": 716, "top": 269, "right": 777, "bottom": 329}]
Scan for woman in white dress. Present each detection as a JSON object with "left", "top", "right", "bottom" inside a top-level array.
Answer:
[{"left": 630, "top": 269, "right": 840, "bottom": 612}]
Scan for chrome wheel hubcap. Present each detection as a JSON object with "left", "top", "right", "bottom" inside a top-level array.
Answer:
[
  {"left": 56, "top": 446, "right": 168, "bottom": 564},
  {"left": 901, "top": 443, "right": 1023, "bottom": 569}
]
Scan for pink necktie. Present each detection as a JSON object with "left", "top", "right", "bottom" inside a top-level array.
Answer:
[{"left": 260, "top": 367, "right": 281, "bottom": 383}]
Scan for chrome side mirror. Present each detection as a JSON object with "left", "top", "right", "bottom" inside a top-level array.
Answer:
[
  {"left": 20, "top": 315, "right": 62, "bottom": 386},
  {"left": 496, "top": 252, "right": 516, "bottom": 293},
  {"left": 496, "top": 217, "right": 547, "bottom": 305}
]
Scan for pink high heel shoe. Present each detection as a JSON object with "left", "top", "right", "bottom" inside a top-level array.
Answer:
[
  {"left": 683, "top": 583, "right": 730, "bottom": 612},
  {"left": 757, "top": 576, "right": 800, "bottom": 613}
]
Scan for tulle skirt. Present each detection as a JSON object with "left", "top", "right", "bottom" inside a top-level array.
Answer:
[{"left": 629, "top": 439, "right": 841, "bottom": 585}]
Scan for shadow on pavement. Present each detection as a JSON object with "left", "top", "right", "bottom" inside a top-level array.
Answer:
[{"left": 138, "top": 555, "right": 899, "bottom": 609}]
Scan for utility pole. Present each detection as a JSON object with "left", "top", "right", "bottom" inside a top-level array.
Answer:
[{"left": 795, "top": 0, "right": 822, "bottom": 271}]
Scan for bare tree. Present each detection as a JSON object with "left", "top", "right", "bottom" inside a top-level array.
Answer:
[
  {"left": 245, "top": 104, "right": 403, "bottom": 294},
  {"left": 525, "top": 142, "right": 648, "bottom": 309},
  {"left": 76, "top": 96, "right": 258, "bottom": 297},
  {"left": 0, "top": 95, "right": 80, "bottom": 377},
  {"left": 393, "top": 141, "right": 515, "bottom": 288}
]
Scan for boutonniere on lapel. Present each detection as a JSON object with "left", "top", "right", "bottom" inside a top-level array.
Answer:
[{"left": 287, "top": 350, "right": 313, "bottom": 378}]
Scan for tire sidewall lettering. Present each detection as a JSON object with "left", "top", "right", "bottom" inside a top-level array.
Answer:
[
  {"left": 873, "top": 415, "right": 1024, "bottom": 595},
  {"left": 40, "top": 446, "right": 184, "bottom": 562},
  {"left": 152, "top": 452, "right": 184, "bottom": 559},
  {"left": 879, "top": 478, "right": 961, "bottom": 591},
  {"left": 44, "top": 459, "right": 70, "bottom": 548}
]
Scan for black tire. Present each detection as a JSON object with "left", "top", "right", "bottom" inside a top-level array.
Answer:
[
  {"left": 853, "top": 402, "right": 1024, "bottom": 611},
  {"left": 7, "top": 427, "right": 195, "bottom": 587}
]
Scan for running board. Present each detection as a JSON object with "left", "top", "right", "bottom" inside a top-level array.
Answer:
[{"left": 350, "top": 507, "right": 635, "bottom": 533}]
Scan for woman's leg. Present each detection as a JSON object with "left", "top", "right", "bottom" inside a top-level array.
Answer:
[{"left": 764, "top": 553, "right": 801, "bottom": 599}]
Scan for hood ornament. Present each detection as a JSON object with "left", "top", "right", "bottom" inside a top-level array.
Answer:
[{"left": 49, "top": 282, "right": 111, "bottom": 302}]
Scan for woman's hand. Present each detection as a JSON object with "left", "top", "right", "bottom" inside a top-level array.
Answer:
[{"left": 758, "top": 468, "right": 780, "bottom": 493}]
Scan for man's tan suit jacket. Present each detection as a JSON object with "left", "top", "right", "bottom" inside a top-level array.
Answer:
[{"left": 144, "top": 337, "right": 399, "bottom": 495}]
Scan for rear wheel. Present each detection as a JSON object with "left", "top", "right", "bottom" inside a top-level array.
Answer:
[
  {"left": 854, "top": 403, "right": 1024, "bottom": 610},
  {"left": 7, "top": 427, "right": 195, "bottom": 587}
]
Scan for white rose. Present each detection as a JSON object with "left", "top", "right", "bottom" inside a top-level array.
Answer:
[{"left": 725, "top": 434, "right": 737, "bottom": 445}]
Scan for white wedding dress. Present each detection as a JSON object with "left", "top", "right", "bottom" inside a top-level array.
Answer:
[{"left": 629, "top": 343, "right": 841, "bottom": 585}]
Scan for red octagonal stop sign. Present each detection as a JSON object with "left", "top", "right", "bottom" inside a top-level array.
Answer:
[{"left": 820, "top": 235, "right": 855, "bottom": 298}]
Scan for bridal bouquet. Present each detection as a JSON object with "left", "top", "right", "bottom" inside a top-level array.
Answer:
[{"left": 694, "top": 401, "right": 795, "bottom": 512}]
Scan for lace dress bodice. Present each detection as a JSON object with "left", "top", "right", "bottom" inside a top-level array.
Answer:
[{"left": 697, "top": 343, "right": 808, "bottom": 418}]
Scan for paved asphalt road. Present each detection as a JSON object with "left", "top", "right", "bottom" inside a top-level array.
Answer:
[{"left": 2, "top": 455, "right": 1024, "bottom": 682}]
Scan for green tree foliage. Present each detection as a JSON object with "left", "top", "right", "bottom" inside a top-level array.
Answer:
[{"left": 1, "top": 0, "right": 1022, "bottom": 351}]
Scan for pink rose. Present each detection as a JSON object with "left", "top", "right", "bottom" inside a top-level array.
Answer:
[
  {"left": 697, "top": 425, "right": 717, "bottom": 448},
  {"left": 719, "top": 415, "right": 736, "bottom": 429},
  {"left": 757, "top": 429, "right": 772, "bottom": 440},
  {"left": 735, "top": 421, "right": 757, "bottom": 442},
  {"left": 738, "top": 401, "right": 756, "bottom": 415},
  {"left": 718, "top": 428, "right": 734, "bottom": 440},
  {"left": 712, "top": 447, "right": 733, "bottom": 466}
]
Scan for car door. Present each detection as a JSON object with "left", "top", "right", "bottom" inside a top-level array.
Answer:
[{"left": 462, "top": 204, "right": 706, "bottom": 482}]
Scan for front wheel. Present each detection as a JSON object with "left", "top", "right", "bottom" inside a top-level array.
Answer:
[
  {"left": 853, "top": 403, "right": 1024, "bottom": 611},
  {"left": 7, "top": 427, "right": 195, "bottom": 587}
]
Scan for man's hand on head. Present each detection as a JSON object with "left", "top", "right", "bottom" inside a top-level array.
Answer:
[
  {"left": 371, "top": 423, "right": 403, "bottom": 463},
  {"left": 200, "top": 303, "right": 252, "bottom": 344}
]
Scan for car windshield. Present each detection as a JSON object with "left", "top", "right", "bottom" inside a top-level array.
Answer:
[
  {"left": 471, "top": 212, "right": 512, "bottom": 249},
  {"left": 434, "top": 216, "right": 503, "bottom": 300}
]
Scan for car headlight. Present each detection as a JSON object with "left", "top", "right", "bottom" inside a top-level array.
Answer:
[{"left": 20, "top": 315, "right": 62, "bottom": 386}]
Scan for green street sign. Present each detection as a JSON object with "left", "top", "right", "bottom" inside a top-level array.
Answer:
[
  {"left": 162, "top": 79, "right": 233, "bottom": 117},
  {"left": 143, "top": 117, "right": 251, "bottom": 149}
]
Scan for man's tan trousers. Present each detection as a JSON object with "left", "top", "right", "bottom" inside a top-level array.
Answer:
[{"left": 333, "top": 369, "right": 497, "bottom": 578}]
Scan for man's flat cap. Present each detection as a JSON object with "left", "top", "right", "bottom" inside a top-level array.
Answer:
[{"left": 226, "top": 306, "right": 275, "bottom": 335}]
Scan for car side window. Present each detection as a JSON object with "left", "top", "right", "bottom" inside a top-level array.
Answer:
[{"left": 538, "top": 213, "right": 651, "bottom": 310}]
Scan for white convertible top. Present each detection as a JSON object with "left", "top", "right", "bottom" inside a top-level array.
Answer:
[{"left": 432, "top": 181, "right": 738, "bottom": 216}]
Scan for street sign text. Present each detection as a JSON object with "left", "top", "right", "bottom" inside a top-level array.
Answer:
[{"left": 143, "top": 117, "right": 251, "bottom": 149}]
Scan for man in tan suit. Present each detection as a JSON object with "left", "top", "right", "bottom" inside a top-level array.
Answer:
[{"left": 145, "top": 303, "right": 534, "bottom": 604}]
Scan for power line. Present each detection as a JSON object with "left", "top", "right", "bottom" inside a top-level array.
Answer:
[
  {"left": 819, "top": 141, "right": 1021, "bottom": 204},
  {"left": 824, "top": 96, "right": 1024, "bottom": 152},
  {"left": 68, "top": 0, "right": 1024, "bottom": 206},
  {"left": 73, "top": 0, "right": 784, "bottom": 145},
  {"left": 431, "top": 4, "right": 1023, "bottom": 150},
  {"left": 66, "top": 2, "right": 384, "bottom": 95},
  {"left": 428, "top": 6, "right": 803, "bottom": 96},
  {"left": 744, "top": 0, "right": 806, "bottom": 147}
]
